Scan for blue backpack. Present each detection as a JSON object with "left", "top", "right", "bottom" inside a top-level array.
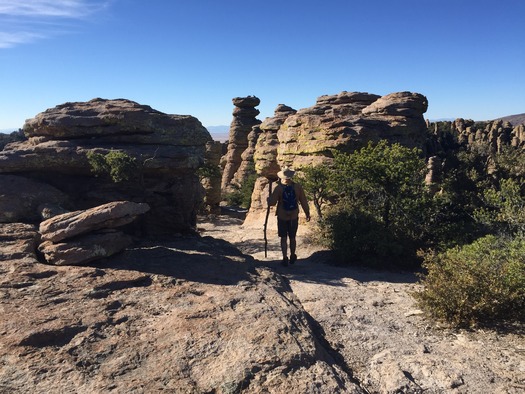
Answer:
[{"left": 281, "top": 184, "right": 298, "bottom": 211}]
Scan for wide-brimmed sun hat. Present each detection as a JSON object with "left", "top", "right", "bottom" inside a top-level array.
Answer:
[{"left": 277, "top": 167, "right": 295, "bottom": 180}]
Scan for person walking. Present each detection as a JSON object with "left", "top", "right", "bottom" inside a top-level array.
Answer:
[{"left": 268, "top": 166, "right": 311, "bottom": 266}]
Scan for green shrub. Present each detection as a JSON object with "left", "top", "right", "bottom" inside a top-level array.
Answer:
[
  {"left": 87, "top": 150, "right": 138, "bottom": 183},
  {"left": 475, "top": 178, "right": 525, "bottom": 235},
  {"left": 224, "top": 173, "right": 258, "bottom": 209},
  {"left": 317, "top": 204, "right": 418, "bottom": 268},
  {"left": 414, "top": 235, "right": 525, "bottom": 327}
]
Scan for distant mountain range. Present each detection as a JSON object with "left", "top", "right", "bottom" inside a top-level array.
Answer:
[{"left": 495, "top": 113, "right": 525, "bottom": 126}]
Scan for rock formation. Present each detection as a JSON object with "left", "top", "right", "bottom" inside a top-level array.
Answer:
[
  {"left": 245, "top": 104, "right": 297, "bottom": 228},
  {"left": 0, "top": 228, "right": 364, "bottom": 393},
  {"left": 277, "top": 91, "right": 428, "bottom": 171},
  {"left": 245, "top": 91, "right": 429, "bottom": 226},
  {"left": 230, "top": 125, "right": 261, "bottom": 188},
  {"left": 254, "top": 104, "right": 297, "bottom": 179},
  {"left": 426, "top": 118, "right": 525, "bottom": 155},
  {"left": 38, "top": 201, "right": 149, "bottom": 266},
  {"left": 0, "top": 98, "right": 212, "bottom": 235},
  {"left": 220, "top": 96, "right": 261, "bottom": 193}
]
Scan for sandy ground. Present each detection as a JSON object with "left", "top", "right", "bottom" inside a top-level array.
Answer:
[{"left": 198, "top": 214, "right": 525, "bottom": 393}]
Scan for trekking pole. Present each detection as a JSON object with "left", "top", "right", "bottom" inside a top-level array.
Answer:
[{"left": 263, "top": 178, "right": 273, "bottom": 258}]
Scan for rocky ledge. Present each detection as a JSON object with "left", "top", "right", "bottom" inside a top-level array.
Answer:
[{"left": 1, "top": 217, "right": 523, "bottom": 393}]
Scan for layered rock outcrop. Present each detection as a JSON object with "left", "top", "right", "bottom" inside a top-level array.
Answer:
[
  {"left": 245, "top": 91, "right": 429, "bottom": 226},
  {"left": 427, "top": 118, "right": 525, "bottom": 155},
  {"left": 0, "top": 98, "right": 212, "bottom": 235},
  {"left": 276, "top": 91, "right": 428, "bottom": 171},
  {"left": 38, "top": 201, "right": 149, "bottom": 266},
  {"left": 220, "top": 96, "right": 261, "bottom": 193}
]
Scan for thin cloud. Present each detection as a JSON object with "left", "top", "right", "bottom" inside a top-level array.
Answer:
[
  {"left": 0, "top": 0, "right": 111, "bottom": 48},
  {"left": 0, "top": 31, "right": 44, "bottom": 48}
]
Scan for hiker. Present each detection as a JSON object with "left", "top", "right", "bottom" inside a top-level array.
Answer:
[{"left": 268, "top": 167, "right": 311, "bottom": 266}]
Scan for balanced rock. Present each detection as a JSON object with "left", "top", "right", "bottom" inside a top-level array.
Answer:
[{"left": 220, "top": 96, "right": 261, "bottom": 193}]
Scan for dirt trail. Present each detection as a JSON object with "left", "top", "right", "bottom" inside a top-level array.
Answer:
[{"left": 198, "top": 214, "right": 525, "bottom": 393}]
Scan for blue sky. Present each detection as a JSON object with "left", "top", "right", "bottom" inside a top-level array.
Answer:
[{"left": 0, "top": 0, "right": 524, "bottom": 132}]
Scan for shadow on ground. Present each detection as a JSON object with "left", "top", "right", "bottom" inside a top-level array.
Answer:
[{"left": 93, "top": 235, "right": 257, "bottom": 286}]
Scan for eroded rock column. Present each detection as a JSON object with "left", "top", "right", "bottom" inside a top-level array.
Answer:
[{"left": 220, "top": 96, "right": 261, "bottom": 194}]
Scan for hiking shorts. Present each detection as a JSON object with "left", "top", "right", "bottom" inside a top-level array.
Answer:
[{"left": 277, "top": 218, "right": 299, "bottom": 238}]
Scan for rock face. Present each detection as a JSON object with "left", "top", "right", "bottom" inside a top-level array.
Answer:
[
  {"left": 277, "top": 91, "right": 428, "bottom": 171},
  {"left": 0, "top": 175, "right": 69, "bottom": 223},
  {"left": 0, "top": 230, "right": 364, "bottom": 393},
  {"left": 220, "top": 96, "right": 262, "bottom": 193},
  {"left": 38, "top": 201, "right": 149, "bottom": 266},
  {"left": 230, "top": 125, "right": 261, "bottom": 188},
  {"left": 0, "top": 98, "right": 212, "bottom": 234},
  {"left": 246, "top": 91, "right": 428, "bottom": 226},
  {"left": 254, "top": 104, "right": 297, "bottom": 179},
  {"left": 246, "top": 104, "right": 297, "bottom": 228}
]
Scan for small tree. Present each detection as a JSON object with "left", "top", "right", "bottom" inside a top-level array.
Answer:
[
  {"left": 330, "top": 140, "right": 428, "bottom": 239},
  {"left": 475, "top": 178, "right": 525, "bottom": 235},
  {"left": 312, "top": 141, "right": 432, "bottom": 267},
  {"left": 87, "top": 150, "right": 138, "bottom": 183},
  {"left": 297, "top": 164, "right": 332, "bottom": 218}
]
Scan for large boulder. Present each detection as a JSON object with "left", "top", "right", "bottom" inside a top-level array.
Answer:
[
  {"left": 277, "top": 91, "right": 428, "bottom": 171},
  {"left": 0, "top": 175, "right": 69, "bottom": 223},
  {"left": 38, "top": 201, "right": 148, "bottom": 266},
  {"left": 39, "top": 201, "right": 150, "bottom": 243},
  {"left": 38, "top": 230, "right": 133, "bottom": 266},
  {"left": 0, "top": 98, "right": 212, "bottom": 234},
  {"left": 23, "top": 98, "right": 210, "bottom": 145}
]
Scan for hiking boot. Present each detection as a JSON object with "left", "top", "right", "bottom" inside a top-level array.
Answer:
[
  {"left": 281, "top": 257, "right": 289, "bottom": 266},
  {"left": 290, "top": 254, "right": 297, "bottom": 265}
]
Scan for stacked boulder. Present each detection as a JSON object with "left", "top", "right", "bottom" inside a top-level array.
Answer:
[
  {"left": 220, "top": 96, "right": 261, "bottom": 193},
  {"left": 38, "top": 201, "right": 149, "bottom": 266},
  {"left": 0, "top": 98, "right": 212, "bottom": 236}
]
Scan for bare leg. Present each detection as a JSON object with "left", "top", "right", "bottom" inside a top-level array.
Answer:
[
  {"left": 289, "top": 237, "right": 296, "bottom": 257},
  {"left": 289, "top": 237, "right": 297, "bottom": 264},
  {"left": 280, "top": 236, "right": 288, "bottom": 260}
]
